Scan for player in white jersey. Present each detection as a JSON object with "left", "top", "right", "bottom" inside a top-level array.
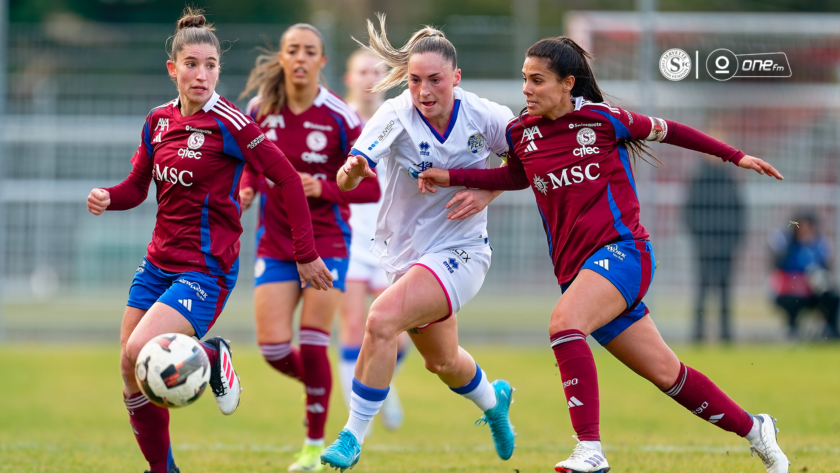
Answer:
[
  {"left": 339, "top": 48, "right": 406, "bottom": 431},
  {"left": 321, "top": 15, "right": 515, "bottom": 470}
]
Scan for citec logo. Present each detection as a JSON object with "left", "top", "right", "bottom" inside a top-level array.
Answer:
[
  {"left": 154, "top": 164, "right": 193, "bottom": 187},
  {"left": 178, "top": 148, "right": 202, "bottom": 159}
]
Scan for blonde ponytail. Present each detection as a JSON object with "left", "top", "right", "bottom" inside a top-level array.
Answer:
[{"left": 356, "top": 13, "right": 457, "bottom": 92}]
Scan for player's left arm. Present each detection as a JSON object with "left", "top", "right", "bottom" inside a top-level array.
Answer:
[
  {"left": 319, "top": 174, "right": 381, "bottom": 204},
  {"left": 621, "top": 108, "right": 783, "bottom": 180}
]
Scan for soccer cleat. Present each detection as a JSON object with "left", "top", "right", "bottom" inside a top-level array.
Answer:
[
  {"left": 379, "top": 385, "right": 404, "bottom": 430},
  {"left": 320, "top": 429, "right": 362, "bottom": 472},
  {"left": 144, "top": 462, "right": 180, "bottom": 473},
  {"left": 555, "top": 436, "right": 610, "bottom": 473},
  {"left": 288, "top": 443, "right": 325, "bottom": 471},
  {"left": 749, "top": 414, "right": 791, "bottom": 473},
  {"left": 475, "top": 379, "right": 516, "bottom": 460},
  {"left": 204, "top": 337, "right": 242, "bottom": 415}
]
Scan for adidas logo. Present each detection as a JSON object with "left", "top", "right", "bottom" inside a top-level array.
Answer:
[
  {"left": 306, "top": 402, "right": 326, "bottom": 414},
  {"left": 178, "top": 299, "right": 192, "bottom": 311},
  {"left": 594, "top": 259, "right": 610, "bottom": 270},
  {"left": 708, "top": 413, "right": 725, "bottom": 424},
  {"left": 568, "top": 396, "right": 584, "bottom": 408},
  {"left": 524, "top": 141, "right": 538, "bottom": 153}
]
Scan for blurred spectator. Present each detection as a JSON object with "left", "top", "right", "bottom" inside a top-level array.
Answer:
[
  {"left": 684, "top": 155, "right": 745, "bottom": 342},
  {"left": 768, "top": 213, "right": 840, "bottom": 340}
]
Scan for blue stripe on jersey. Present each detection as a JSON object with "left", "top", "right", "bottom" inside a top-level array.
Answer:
[
  {"left": 617, "top": 144, "right": 638, "bottom": 197},
  {"left": 333, "top": 204, "right": 352, "bottom": 252},
  {"left": 228, "top": 161, "right": 245, "bottom": 214},
  {"left": 350, "top": 147, "right": 376, "bottom": 169},
  {"left": 591, "top": 109, "right": 631, "bottom": 140},
  {"left": 415, "top": 99, "right": 461, "bottom": 144},
  {"left": 328, "top": 111, "right": 349, "bottom": 155},
  {"left": 505, "top": 125, "right": 515, "bottom": 158},
  {"left": 606, "top": 184, "right": 634, "bottom": 241},
  {"left": 143, "top": 119, "right": 153, "bottom": 158},
  {"left": 255, "top": 193, "right": 267, "bottom": 250},
  {"left": 213, "top": 118, "right": 245, "bottom": 161},
  {"left": 537, "top": 204, "right": 554, "bottom": 258},
  {"left": 200, "top": 193, "right": 224, "bottom": 276}
]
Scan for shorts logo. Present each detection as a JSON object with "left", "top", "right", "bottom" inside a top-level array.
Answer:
[
  {"left": 442, "top": 258, "right": 459, "bottom": 273},
  {"left": 593, "top": 259, "right": 610, "bottom": 271},
  {"left": 449, "top": 249, "right": 471, "bottom": 265},
  {"left": 330, "top": 269, "right": 340, "bottom": 282},
  {"left": 306, "top": 131, "right": 328, "bottom": 152},
  {"left": 576, "top": 127, "right": 597, "bottom": 146},
  {"left": 467, "top": 133, "right": 485, "bottom": 155},
  {"left": 177, "top": 278, "right": 208, "bottom": 301},
  {"left": 419, "top": 141, "right": 431, "bottom": 157},
  {"left": 659, "top": 48, "right": 692, "bottom": 81},
  {"left": 187, "top": 132, "right": 205, "bottom": 150},
  {"left": 254, "top": 259, "right": 266, "bottom": 278},
  {"left": 606, "top": 244, "right": 626, "bottom": 261}
]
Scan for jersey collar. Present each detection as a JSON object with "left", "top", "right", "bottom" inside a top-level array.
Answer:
[
  {"left": 415, "top": 99, "right": 461, "bottom": 144},
  {"left": 202, "top": 92, "right": 221, "bottom": 112},
  {"left": 313, "top": 86, "right": 330, "bottom": 107},
  {"left": 572, "top": 96, "right": 584, "bottom": 111}
]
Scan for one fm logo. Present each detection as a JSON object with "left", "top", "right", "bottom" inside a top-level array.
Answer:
[{"left": 659, "top": 48, "right": 791, "bottom": 82}]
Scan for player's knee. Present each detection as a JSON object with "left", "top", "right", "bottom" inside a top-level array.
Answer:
[
  {"left": 548, "top": 311, "right": 575, "bottom": 336},
  {"left": 422, "top": 354, "right": 458, "bottom": 376},
  {"left": 119, "top": 348, "right": 136, "bottom": 379},
  {"left": 123, "top": 337, "right": 145, "bottom": 366}
]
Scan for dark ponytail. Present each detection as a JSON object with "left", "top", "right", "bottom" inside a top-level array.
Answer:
[{"left": 524, "top": 37, "right": 661, "bottom": 167}]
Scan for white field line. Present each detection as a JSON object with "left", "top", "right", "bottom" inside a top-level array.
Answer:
[{"left": 1, "top": 442, "right": 838, "bottom": 455}]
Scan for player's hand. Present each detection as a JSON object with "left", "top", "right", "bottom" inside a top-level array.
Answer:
[
  {"left": 297, "top": 258, "right": 334, "bottom": 291},
  {"left": 445, "top": 189, "right": 502, "bottom": 220},
  {"left": 738, "top": 155, "right": 783, "bottom": 180},
  {"left": 299, "top": 173, "right": 322, "bottom": 198},
  {"left": 87, "top": 188, "right": 111, "bottom": 215},
  {"left": 343, "top": 155, "right": 376, "bottom": 179},
  {"left": 417, "top": 168, "right": 451, "bottom": 194},
  {"left": 240, "top": 187, "right": 255, "bottom": 211}
]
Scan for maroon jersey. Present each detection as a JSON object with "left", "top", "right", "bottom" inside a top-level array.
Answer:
[
  {"left": 450, "top": 97, "right": 744, "bottom": 284},
  {"left": 242, "top": 87, "right": 380, "bottom": 261},
  {"left": 104, "top": 93, "right": 318, "bottom": 276}
]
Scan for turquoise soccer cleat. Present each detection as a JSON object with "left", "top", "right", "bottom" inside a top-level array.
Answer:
[
  {"left": 320, "top": 429, "right": 362, "bottom": 472},
  {"left": 475, "top": 379, "right": 516, "bottom": 460}
]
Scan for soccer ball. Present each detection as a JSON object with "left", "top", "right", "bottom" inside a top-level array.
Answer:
[{"left": 135, "top": 333, "right": 211, "bottom": 408}]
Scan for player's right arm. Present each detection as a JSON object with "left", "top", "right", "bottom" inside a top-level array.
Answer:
[
  {"left": 336, "top": 102, "right": 401, "bottom": 191},
  {"left": 88, "top": 117, "right": 155, "bottom": 215},
  {"left": 238, "top": 162, "right": 260, "bottom": 211},
  {"left": 419, "top": 145, "right": 530, "bottom": 193}
]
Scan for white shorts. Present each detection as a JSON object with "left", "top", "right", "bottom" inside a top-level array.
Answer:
[
  {"left": 387, "top": 243, "right": 492, "bottom": 320},
  {"left": 346, "top": 251, "right": 390, "bottom": 291}
]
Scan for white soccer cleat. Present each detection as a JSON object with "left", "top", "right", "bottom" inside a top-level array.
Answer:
[
  {"left": 749, "top": 414, "right": 790, "bottom": 473},
  {"left": 205, "top": 337, "right": 242, "bottom": 415},
  {"left": 555, "top": 436, "right": 610, "bottom": 473},
  {"left": 379, "top": 385, "right": 404, "bottom": 430}
]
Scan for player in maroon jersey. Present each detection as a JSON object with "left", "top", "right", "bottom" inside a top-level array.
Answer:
[
  {"left": 85, "top": 10, "right": 332, "bottom": 473},
  {"left": 237, "top": 24, "right": 380, "bottom": 471},
  {"left": 419, "top": 37, "right": 790, "bottom": 473}
]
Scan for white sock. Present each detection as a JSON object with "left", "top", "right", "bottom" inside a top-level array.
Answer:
[
  {"left": 338, "top": 346, "right": 360, "bottom": 408},
  {"left": 580, "top": 440, "right": 603, "bottom": 452},
  {"left": 745, "top": 416, "right": 761, "bottom": 443},
  {"left": 452, "top": 366, "right": 497, "bottom": 412},
  {"left": 345, "top": 382, "right": 388, "bottom": 444},
  {"left": 305, "top": 437, "right": 325, "bottom": 447}
]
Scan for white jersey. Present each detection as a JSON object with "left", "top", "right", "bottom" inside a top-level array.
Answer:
[
  {"left": 351, "top": 87, "right": 513, "bottom": 274},
  {"left": 348, "top": 166, "right": 386, "bottom": 266}
]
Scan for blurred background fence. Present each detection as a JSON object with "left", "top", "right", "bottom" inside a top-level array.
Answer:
[{"left": 0, "top": 6, "right": 838, "bottom": 342}]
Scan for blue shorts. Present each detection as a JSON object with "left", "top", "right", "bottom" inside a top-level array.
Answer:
[
  {"left": 561, "top": 240, "right": 656, "bottom": 346},
  {"left": 127, "top": 258, "right": 238, "bottom": 338},
  {"left": 254, "top": 256, "right": 349, "bottom": 292}
]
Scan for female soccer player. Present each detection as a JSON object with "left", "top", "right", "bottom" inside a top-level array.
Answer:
[
  {"left": 238, "top": 24, "right": 380, "bottom": 471},
  {"left": 418, "top": 37, "right": 790, "bottom": 473},
  {"left": 320, "top": 15, "right": 515, "bottom": 470},
  {"left": 86, "top": 10, "right": 332, "bottom": 473},
  {"left": 338, "top": 48, "right": 407, "bottom": 431}
]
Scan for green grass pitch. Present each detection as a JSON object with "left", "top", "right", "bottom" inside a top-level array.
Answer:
[{"left": 1, "top": 343, "right": 838, "bottom": 472}]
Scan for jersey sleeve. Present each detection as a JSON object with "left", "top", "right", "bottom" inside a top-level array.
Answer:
[
  {"left": 449, "top": 145, "right": 529, "bottom": 191},
  {"left": 482, "top": 100, "right": 516, "bottom": 156},
  {"left": 104, "top": 116, "right": 154, "bottom": 210},
  {"left": 319, "top": 175, "right": 381, "bottom": 204},
  {"left": 616, "top": 106, "right": 745, "bottom": 164},
  {"left": 348, "top": 102, "right": 403, "bottom": 169}
]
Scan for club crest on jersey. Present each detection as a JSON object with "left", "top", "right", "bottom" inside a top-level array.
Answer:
[
  {"left": 467, "top": 133, "right": 486, "bottom": 155},
  {"left": 533, "top": 175, "right": 549, "bottom": 195},
  {"left": 418, "top": 141, "right": 431, "bottom": 157},
  {"left": 187, "top": 132, "right": 205, "bottom": 150},
  {"left": 408, "top": 161, "right": 433, "bottom": 180},
  {"left": 306, "top": 131, "right": 328, "bottom": 152},
  {"left": 576, "top": 127, "right": 596, "bottom": 146}
]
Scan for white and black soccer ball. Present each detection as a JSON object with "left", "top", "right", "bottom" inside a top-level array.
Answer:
[{"left": 135, "top": 333, "right": 211, "bottom": 408}]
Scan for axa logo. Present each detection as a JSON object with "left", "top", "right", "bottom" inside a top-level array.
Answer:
[
  {"left": 155, "top": 118, "right": 169, "bottom": 132},
  {"left": 261, "top": 114, "right": 285, "bottom": 129},
  {"left": 521, "top": 126, "right": 542, "bottom": 143},
  {"left": 178, "top": 148, "right": 202, "bottom": 159},
  {"left": 154, "top": 164, "right": 193, "bottom": 187},
  {"left": 542, "top": 163, "right": 601, "bottom": 190},
  {"left": 419, "top": 141, "right": 431, "bottom": 157}
]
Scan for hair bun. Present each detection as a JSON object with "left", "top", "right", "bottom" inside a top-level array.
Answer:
[{"left": 177, "top": 13, "right": 207, "bottom": 30}]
